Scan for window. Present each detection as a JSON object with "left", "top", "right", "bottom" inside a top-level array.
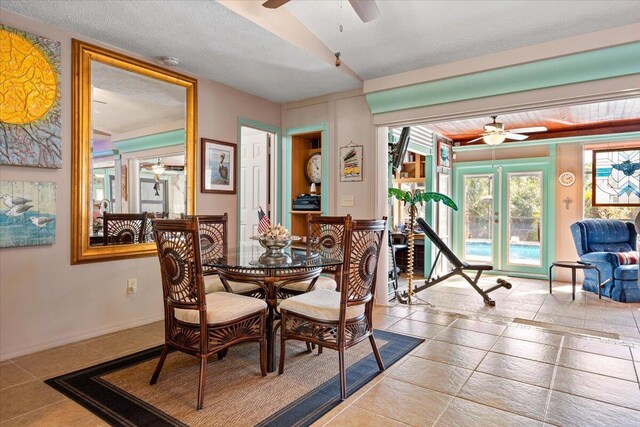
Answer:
[{"left": 584, "top": 149, "right": 639, "bottom": 221}]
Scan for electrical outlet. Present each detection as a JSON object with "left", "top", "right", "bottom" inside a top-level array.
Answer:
[
  {"left": 127, "top": 278, "right": 137, "bottom": 296},
  {"left": 340, "top": 195, "right": 355, "bottom": 207}
]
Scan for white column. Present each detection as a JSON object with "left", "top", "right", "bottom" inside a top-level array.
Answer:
[{"left": 128, "top": 159, "right": 140, "bottom": 213}]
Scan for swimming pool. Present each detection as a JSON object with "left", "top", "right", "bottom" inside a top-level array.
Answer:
[{"left": 465, "top": 240, "right": 541, "bottom": 265}]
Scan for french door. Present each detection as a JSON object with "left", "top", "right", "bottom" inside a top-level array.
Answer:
[{"left": 453, "top": 159, "right": 553, "bottom": 277}]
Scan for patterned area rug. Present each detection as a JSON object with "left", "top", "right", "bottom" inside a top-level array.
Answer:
[{"left": 46, "top": 330, "right": 422, "bottom": 427}]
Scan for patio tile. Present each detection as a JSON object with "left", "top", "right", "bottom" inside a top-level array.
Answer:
[
  {"left": 501, "top": 326, "right": 563, "bottom": 346},
  {"left": 83, "top": 328, "right": 161, "bottom": 357},
  {"left": 434, "top": 327, "right": 499, "bottom": 351},
  {"left": 412, "top": 340, "right": 487, "bottom": 370},
  {"left": 2, "top": 399, "right": 107, "bottom": 427},
  {"left": 551, "top": 366, "right": 640, "bottom": 411},
  {"left": 0, "top": 380, "right": 66, "bottom": 422},
  {"left": 533, "top": 313, "right": 585, "bottom": 329},
  {"left": 435, "top": 397, "right": 543, "bottom": 427},
  {"left": 583, "top": 320, "right": 640, "bottom": 339},
  {"left": 374, "top": 305, "right": 416, "bottom": 319},
  {"left": 405, "top": 311, "right": 459, "bottom": 326},
  {"left": 545, "top": 390, "right": 640, "bottom": 427},
  {"left": 373, "top": 314, "right": 403, "bottom": 330},
  {"left": 557, "top": 348, "right": 637, "bottom": 381},
  {"left": 387, "top": 319, "right": 447, "bottom": 339},
  {"left": 561, "top": 335, "right": 632, "bottom": 360},
  {"left": 12, "top": 343, "right": 105, "bottom": 379},
  {"left": 458, "top": 372, "right": 550, "bottom": 422},
  {"left": 389, "top": 356, "right": 473, "bottom": 395},
  {"left": 487, "top": 307, "right": 537, "bottom": 321},
  {"left": 490, "top": 336, "right": 559, "bottom": 364},
  {"left": 354, "top": 378, "right": 452, "bottom": 426},
  {"left": 0, "top": 363, "right": 35, "bottom": 390},
  {"left": 326, "top": 405, "right": 410, "bottom": 427},
  {"left": 477, "top": 352, "right": 556, "bottom": 388},
  {"left": 450, "top": 318, "right": 507, "bottom": 336}
]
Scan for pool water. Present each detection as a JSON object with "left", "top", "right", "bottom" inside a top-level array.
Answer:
[{"left": 465, "top": 241, "right": 541, "bottom": 265}]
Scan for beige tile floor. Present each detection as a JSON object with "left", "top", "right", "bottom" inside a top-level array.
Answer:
[{"left": 2, "top": 277, "right": 640, "bottom": 426}]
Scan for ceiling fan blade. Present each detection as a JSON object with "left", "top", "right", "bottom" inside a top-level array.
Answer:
[
  {"left": 504, "top": 133, "right": 529, "bottom": 141},
  {"left": 465, "top": 136, "right": 484, "bottom": 144},
  {"left": 349, "top": 0, "right": 380, "bottom": 23},
  {"left": 262, "top": 0, "right": 290, "bottom": 9},
  {"left": 509, "top": 126, "right": 547, "bottom": 133}
]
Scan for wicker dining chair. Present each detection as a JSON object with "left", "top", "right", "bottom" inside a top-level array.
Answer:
[
  {"left": 279, "top": 215, "right": 352, "bottom": 297},
  {"left": 184, "top": 214, "right": 263, "bottom": 297},
  {"left": 102, "top": 212, "right": 147, "bottom": 244},
  {"left": 278, "top": 218, "right": 387, "bottom": 400},
  {"left": 150, "top": 218, "right": 267, "bottom": 410}
]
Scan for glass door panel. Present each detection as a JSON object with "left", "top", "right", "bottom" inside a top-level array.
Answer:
[
  {"left": 463, "top": 174, "right": 496, "bottom": 263},
  {"left": 506, "top": 172, "right": 543, "bottom": 267}
]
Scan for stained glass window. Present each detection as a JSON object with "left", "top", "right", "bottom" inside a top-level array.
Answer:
[{"left": 592, "top": 147, "right": 640, "bottom": 207}]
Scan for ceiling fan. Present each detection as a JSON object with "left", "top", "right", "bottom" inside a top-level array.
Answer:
[
  {"left": 262, "top": 0, "right": 380, "bottom": 23},
  {"left": 467, "top": 116, "right": 547, "bottom": 146}
]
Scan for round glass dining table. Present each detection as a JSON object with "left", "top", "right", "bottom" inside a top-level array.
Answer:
[{"left": 203, "top": 242, "right": 343, "bottom": 372}]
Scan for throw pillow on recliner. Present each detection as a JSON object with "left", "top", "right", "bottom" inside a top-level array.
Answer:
[{"left": 615, "top": 251, "right": 639, "bottom": 265}]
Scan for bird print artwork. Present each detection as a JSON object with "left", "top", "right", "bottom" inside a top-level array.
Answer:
[
  {"left": 0, "top": 181, "right": 57, "bottom": 248},
  {"left": 218, "top": 152, "right": 229, "bottom": 184}
]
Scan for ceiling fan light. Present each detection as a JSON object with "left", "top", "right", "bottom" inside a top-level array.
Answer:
[
  {"left": 151, "top": 159, "right": 165, "bottom": 175},
  {"left": 483, "top": 133, "right": 506, "bottom": 146}
]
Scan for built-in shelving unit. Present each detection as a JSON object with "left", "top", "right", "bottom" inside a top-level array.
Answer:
[{"left": 289, "top": 130, "right": 322, "bottom": 236}]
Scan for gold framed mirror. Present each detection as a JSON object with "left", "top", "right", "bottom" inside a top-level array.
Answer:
[{"left": 71, "top": 40, "right": 197, "bottom": 264}]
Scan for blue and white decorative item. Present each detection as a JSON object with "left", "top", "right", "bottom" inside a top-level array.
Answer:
[
  {"left": 0, "top": 181, "right": 56, "bottom": 247},
  {"left": 592, "top": 148, "right": 640, "bottom": 206}
]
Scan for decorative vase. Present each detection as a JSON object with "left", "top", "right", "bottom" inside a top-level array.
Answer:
[{"left": 258, "top": 237, "right": 292, "bottom": 258}]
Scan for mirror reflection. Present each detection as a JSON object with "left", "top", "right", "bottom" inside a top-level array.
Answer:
[{"left": 89, "top": 61, "right": 186, "bottom": 246}]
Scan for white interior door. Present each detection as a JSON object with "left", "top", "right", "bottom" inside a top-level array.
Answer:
[{"left": 240, "top": 127, "right": 269, "bottom": 241}]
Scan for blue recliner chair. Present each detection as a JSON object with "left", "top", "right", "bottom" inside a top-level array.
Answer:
[{"left": 570, "top": 220, "right": 639, "bottom": 302}]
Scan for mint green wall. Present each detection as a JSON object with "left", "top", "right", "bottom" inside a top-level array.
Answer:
[
  {"left": 112, "top": 129, "right": 185, "bottom": 153},
  {"left": 366, "top": 43, "right": 640, "bottom": 114}
]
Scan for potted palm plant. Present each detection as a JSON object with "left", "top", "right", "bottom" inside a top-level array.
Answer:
[{"left": 388, "top": 187, "right": 457, "bottom": 304}]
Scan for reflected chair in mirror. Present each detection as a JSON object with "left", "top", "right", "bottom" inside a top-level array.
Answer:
[
  {"left": 102, "top": 212, "right": 148, "bottom": 245},
  {"left": 150, "top": 218, "right": 267, "bottom": 410},
  {"left": 279, "top": 215, "right": 352, "bottom": 298},
  {"left": 278, "top": 218, "right": 387, "bottom": 400},
  {"left": 184, "top": 214, "right": 263, "bottom": 297},
  {"left": 144, "top": 212, "right": 168, "bottom": 243}
]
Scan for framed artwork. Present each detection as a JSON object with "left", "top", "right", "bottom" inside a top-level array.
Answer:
[
  {"left": 0, "top": 181, "right": 57, "bottom": 248},
  {"left": 592, "top": 147, "right": 640, "bottom": 207},
  {"left": 0, "top": 26, "right": 62, "bottom": 168},
  {"left": 340, "top": 144, "right": 363, "bottom": 182},
  {"left": 437, "top": 136, "right": 452, "bottom": 169},
  {"left": 201, "top": 138, "right": 236, "bottom": 194}
]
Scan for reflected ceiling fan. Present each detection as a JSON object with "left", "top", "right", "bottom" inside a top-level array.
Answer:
[
  {"left": 262, "top": 0, "right": 380, "bottom": 23},
  {"left": 467, "top": 116, "right": 547, "bottom": 146}
]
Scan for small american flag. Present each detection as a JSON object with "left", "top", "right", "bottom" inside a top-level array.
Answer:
[{"left": 257, "top": 207, "right": 271, "bottom": 234}]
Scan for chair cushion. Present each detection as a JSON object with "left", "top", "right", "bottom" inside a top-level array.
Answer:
[
  {"left": 278, "top": 289, "right": 364, "bottom": 321},
  {"left": 615, "top": 264, "right": 639, "bottom": 281},
  {"left": 281, "top": 275, "right": 337, "bottom": 292},
  {"left": 204, "top": 275, "right": 261, "bottom": 294},
  {"left": 174, "top": 292, "right": 266, "bottom": 325},
  {"left": 614, "top": 251, "right": 639, "bottom": 265}
]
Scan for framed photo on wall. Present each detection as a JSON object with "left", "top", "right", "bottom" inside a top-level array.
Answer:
[
  {"left": 592, "top": 146, "right": 640, "bottom": 207},
  {"left": 339, "top": 144, "right": 363, "bottom": 182},
  {"left": 436, "top": 136, "right": 452, "bottom": 169},
  {"left": 201, "top": 138, "right": 236, "bottom": 194}
]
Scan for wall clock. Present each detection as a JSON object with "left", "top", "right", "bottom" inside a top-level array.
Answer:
[
  {"left": 305, "top": 152, "right": 322, "bottom": 184},
  {"left": 558, "top": 171, "right": 576, "bottom": 187}
]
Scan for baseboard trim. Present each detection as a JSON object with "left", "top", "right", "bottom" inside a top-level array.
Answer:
[{"left": 0, "top": 313, "right": 164, "bottom": 361}]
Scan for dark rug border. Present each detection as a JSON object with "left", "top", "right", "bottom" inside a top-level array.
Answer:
[{"left": 45, "top": 330, "right": 422, "bottom": 427}]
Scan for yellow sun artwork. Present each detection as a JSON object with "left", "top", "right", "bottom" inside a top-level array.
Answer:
[
  {"left": 0, "top": 29, "right": 57, "bottom": 124},
  {"left": 0, "top": 26, "right": 61, "bottom": 168}
]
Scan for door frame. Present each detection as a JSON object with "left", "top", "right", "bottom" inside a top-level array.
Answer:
[
  {"left": 453, "top": 153, "right": 556, "bottom": 278},
  {"left": 237, "top": 118, "right": 281, "bottom": 242}
]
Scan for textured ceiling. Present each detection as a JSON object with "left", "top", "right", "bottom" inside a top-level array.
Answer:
[
  {"left": 286, "top": 0, "right": 640, "bottom": 79},
  {"left": 1, "top": 0, "right": 361, "bottom": 102},
  {"left": 92, "top": 62, "right": 185, "bottom": 135},
  {"left": 3, "top": 1, "right": 640, "bottom": 103}
]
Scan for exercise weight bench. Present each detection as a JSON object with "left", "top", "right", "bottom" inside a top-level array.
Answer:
[{"left": 400, "top": 218, "right": 511, "bottom": 306}]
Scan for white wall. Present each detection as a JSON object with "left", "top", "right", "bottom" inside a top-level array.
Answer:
[{"left": 0, "top": 10, "right": 280, "bottom": 360}]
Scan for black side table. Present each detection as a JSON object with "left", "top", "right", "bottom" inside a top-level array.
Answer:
[{"left": 549, "top": 261, "right": 602, "bottom": 300}]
